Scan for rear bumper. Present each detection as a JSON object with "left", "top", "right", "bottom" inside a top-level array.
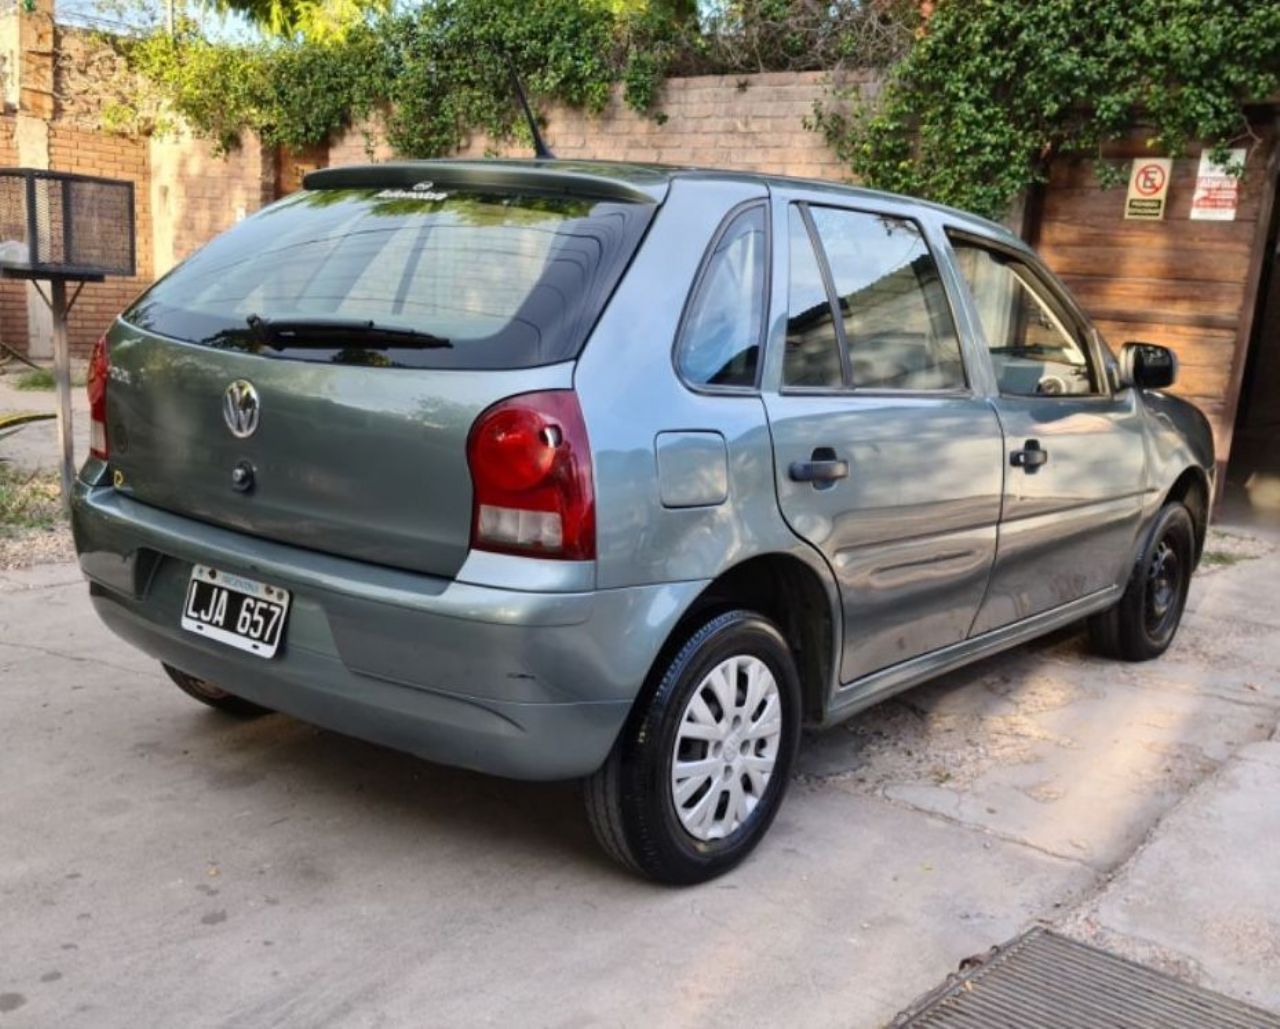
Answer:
[{"left": 73, "top": 481, "right": 706, "bottom": 780}]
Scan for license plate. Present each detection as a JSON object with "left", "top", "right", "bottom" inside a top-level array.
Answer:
[{"left": 180, "top": 565, "right": 291, "bottom": 659}]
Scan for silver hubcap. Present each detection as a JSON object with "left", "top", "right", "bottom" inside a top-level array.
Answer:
[{"left": 670, "top": 655, "right": 782, "bottom": 841}]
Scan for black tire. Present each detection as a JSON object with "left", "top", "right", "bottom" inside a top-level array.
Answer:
[
  {"left": 1088, "top": 502, "right": 1195, "bottom": 661},
  {"left": 162, "top": 663, "right": 272, "bottom": 717},
  {"left": 585, "top": 609, "right": 802, "bottom": 885}
]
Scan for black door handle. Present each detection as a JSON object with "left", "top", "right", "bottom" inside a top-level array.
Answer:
[
  {"left": 789, "top": 446, "right": 849, "bottom": 485},
  {"left": 1010, "top": 438, "right": 1048, "bottom": 473},
  {"left": 789, "top": 459, "right": 849, "bottom": 483}
]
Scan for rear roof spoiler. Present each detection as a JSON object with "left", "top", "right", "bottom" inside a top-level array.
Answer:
[{"left": 302, "top": 161, "right": 669, "bottom": 204}]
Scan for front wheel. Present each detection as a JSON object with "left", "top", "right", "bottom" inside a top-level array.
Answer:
[
  {"left": 585, "top": 609, "right": 802, "bottom": 885},
  {"left": 1089, "top": 501, "right": 1195, "bottom": 661}
]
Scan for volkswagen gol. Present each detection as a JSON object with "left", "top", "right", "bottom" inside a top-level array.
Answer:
[{"left": 73, "top": 161, "right": 1213, "bottom": 883}]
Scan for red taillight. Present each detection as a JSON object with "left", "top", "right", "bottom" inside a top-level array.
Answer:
[
  {"left": 467, "top": 391, "right": 595, "bottom": 561},
  {"left": 87, "top": 334, "right": 109, "bottom": 460}
]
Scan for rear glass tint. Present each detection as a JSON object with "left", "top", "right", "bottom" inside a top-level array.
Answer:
[{"left": 123, "top": 187, "right": 654, "bottom": 369}]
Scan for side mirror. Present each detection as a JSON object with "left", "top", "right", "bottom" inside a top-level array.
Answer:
[{"left": 1119, "top": 341, "right": 1178, "bottom": 390}]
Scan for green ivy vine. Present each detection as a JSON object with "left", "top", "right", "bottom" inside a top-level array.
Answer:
[
  {"left": 812, "top": 0, "right": 1280, "bottom": 219},
  {"left": 105, "top": 0, "right": 664, "bottom": 156},
  {"left": 101, "top": 0, "right": 915, "bottom": 158},
  {"left": 105, "top": 0, "right": 1280, "bottom": 221}
]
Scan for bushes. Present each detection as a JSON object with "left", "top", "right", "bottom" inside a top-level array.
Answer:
[
  {"left": 380, "top": 0, "right": 618, "bottom": 158},
  {"left": 110, "top": 0, "right": 648, "bottom": 156},
  {"left": 109, "top": 0, "right": 1280, "bottom": 219},
  {"left": 108, "top": 0, "right": 917, "bottom": 157},
  {"left": 813, "top": 0, "right": 1280, "bottom": 218}
]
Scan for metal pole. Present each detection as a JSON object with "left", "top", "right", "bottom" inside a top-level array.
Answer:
[{"left": 50, "top": 278, "right": 74, "bottom": 514}]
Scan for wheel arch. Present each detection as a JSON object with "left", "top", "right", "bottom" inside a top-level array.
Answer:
[
  {"left": 1164, "top": 465, "right": 1211, "bottom": 563},
  {"left": 654, "top": 551, "right": 840, "bottom": 725}
]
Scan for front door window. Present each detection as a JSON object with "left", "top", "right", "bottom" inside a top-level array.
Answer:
[{"left": 949, "top": 240, "right": 1101, "bottom": 397}]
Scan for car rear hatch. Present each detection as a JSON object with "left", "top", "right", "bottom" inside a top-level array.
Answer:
[{"left": 102, "top": 162, "right": 664, "bottom": 578}]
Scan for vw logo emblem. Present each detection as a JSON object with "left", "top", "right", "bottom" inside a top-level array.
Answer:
[{"left": 223, "top": 380, "right": 260, "bottom": 439}]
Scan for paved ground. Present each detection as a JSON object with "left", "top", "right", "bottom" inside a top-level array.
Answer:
[
  {"left": 1, "top": 365, "right": 89, "bottom": 570},
  {"left": 1064, "top": 739, "right": 1280, "bottom": 1011},
  {"left": 1, "top": 535, "right": 1278, "bottom": 1028},
  {"left": 4, "top": 350, "right": 1280, "bottom": 1024},
  {"left": 0, "top": 367, "right": 89, "bottom": 474}
]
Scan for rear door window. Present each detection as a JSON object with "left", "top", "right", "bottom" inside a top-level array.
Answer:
[
  {"left": 783, "top": 206, "right": 844, "bottom": 388},
  {"left": 807, "top": 206, "right": 965, "bottom": 391},
  {"left": 123, "top": 187, "right": 654, "bottom": 369}
]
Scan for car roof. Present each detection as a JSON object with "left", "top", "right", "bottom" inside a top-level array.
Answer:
[{"left": 303, "top": 158, "right": 1019, "bottom": 246}]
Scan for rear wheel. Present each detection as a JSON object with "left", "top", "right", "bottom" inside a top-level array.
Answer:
[
  {"left": 1089, "top": 501, "right": 1195, "bottom": 661},
  {"left": 585, "top": 609, "right": 801, "bottom": 884},
  {"left": 162, "top": 663, "right": 272, "bottom": 717}
]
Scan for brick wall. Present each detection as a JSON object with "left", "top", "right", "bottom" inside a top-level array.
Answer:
[
  {"left": 452, "top": 71, "right": 866, "bottom": 180},
  {"left": 0, "top": 114, "right": 28, "bottom": 357},
  {"left": 329, "top": 72, "right": 870, "bottom": 179},
  {"left": 47, "top": 123, "right": 151, "bottom": 356},
  {"left": 328, "top": 110, "right": 394, "bottom": 166},
  {"left": 149, "top": 130, "right": 275, "bottom": 277},
  {"left": 54, "top": 25, "right": 134, "bottom": 129}
]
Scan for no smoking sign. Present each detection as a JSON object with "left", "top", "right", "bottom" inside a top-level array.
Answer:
[{"left": 1126, "top": 157, "right": 1173, "bottom": 220}]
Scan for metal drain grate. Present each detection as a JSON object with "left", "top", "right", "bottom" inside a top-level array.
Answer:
[{"left": 895, "top": 928, "right": 1280, "bottom": 1029}]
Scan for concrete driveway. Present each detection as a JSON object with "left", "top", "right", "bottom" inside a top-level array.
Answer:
[
  {"left": 0, "top": 369, "right": 89, "bottom": 475},
  {"left": 1, "top": 540, "right": 1278, "bottom": 1028}
]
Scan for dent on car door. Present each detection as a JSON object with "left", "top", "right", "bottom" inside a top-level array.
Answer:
[
  {"left": 946, "top": 234, "right": 1147, "bottom": 632},
  {"left": 762, "top": 201, "right": 1005, "bottom": 685}
]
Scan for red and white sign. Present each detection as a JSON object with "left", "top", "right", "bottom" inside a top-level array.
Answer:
[{"left": 1190, "top": 149, "right": 1245, "bottom": 222}]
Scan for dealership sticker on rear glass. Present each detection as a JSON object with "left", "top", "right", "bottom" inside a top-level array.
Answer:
[{"left": 375, "top": 180, "right": 449, "bottom": 202}]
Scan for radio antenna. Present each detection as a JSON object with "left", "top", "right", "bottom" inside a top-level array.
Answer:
[{"left": 502, "top": 53, "right": 555, "bottom": 160}]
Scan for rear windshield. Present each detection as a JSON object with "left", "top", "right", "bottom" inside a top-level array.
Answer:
[{"left": 123, "top": 186, "right": 654, "bottom": 369}]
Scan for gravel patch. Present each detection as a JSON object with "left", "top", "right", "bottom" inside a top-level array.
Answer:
[
  {"left": 0, "top": 522, "right": 75, "bottom": 570},
  {"left": 1199, "top": 527, "right": 1275, "bottom": 573},
  {"left": 0, "top": 465, "right": 74, "bottom": 570}
]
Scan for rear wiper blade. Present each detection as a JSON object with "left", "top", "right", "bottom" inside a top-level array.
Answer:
[{"left": 245, "top": 314, "right": 452, "bottom": 349}]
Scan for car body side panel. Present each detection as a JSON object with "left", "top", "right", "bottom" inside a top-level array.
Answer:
[
  {"left": 575, "top": 176, "right": 846, "bottom": 705},
  {"left": 758, "top": 189, "right": 1005, "bottom": 684},
  {"left": 970, "top": 392, "right": 1148, "bottom": 633},
  {"left": 925, "top": 225, "right": 1152, "bottom": 633},
  {"left": 1132, "top": 389, "right": 1216, "bottom": 554},
  {"left": 578, "top": 177, "right": 830, "bottom": 590},
  {"left": 764, "top": 391, "right": 1005, "bottom": 682}
]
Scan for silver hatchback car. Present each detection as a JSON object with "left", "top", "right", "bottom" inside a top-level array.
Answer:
[{"left": 73, "top": 160, "right": 1214, "bottom": 883}]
